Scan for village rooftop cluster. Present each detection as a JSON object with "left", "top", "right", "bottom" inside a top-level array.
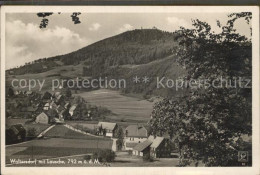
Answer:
[{"left": 6, "top": 87, "right": 174, "bottom": 164}]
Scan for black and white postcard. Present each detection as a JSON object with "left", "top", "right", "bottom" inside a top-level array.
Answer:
[{"left": 1, "top": 6, "right": 259, "bottom": 175}]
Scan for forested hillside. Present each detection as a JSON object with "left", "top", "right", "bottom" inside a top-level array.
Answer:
[{"left": 7, "top": 29, "right": 186, "bottom": 97}]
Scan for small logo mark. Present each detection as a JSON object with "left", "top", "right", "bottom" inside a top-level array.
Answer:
[{"left": 238, "top": 151, "right": 248, "bottom": 162}]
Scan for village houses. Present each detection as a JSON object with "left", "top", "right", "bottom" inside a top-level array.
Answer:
[
  {"left": 124, "top": 125, "right": 148, "bottom": 150},
  {"left": 132, "top": 135, "right": 172, "bottom": 158},
  {"left": 35, "top": 112, "right": 49, "bottom": 124},
  {"left": 97, "top": 122, "right": 118, "bottom": 137}
]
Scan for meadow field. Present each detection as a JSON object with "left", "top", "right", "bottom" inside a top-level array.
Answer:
[
  {"left": 75, "top": 89, "right": 154, "bottom": 123},
  {"left": 6, "top": 124, "right": 113, "bottom": 166}
]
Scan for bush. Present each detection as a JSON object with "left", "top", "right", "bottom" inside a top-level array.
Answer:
[
  {"left": 91, "top": 149, "right": 116, "bottom": 163},
  {"left": 27, "top": 127, "right": 37, "bottom": 138},
  {"left": 143, "top": 154, "right": 153, "bottom": 162},
  {"left": 84, "top": 127, "right": 96, "bottom": 135},
  {"left": 83, "top": 155, "right": 91, "bottom": 161}
]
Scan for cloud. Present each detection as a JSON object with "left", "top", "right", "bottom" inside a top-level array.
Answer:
[
  {"left": 166, "top": 17, "right": 193, "bottom": 31},
  {"left": 117, "top": 24, "right": 134, "bottom": 34},
  {"left": 89, "top": 23, "right": 101, "bottom": 31},
  {"left": 6, "top": 20, "right": 89, "bottom": 69}
]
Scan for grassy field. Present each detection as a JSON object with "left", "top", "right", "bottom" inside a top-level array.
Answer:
[
  {"left": 75, "top": 89, "right": 154, "bottom": 124},
  {"left": 6, "top": 137, "right": 113, "bottom": 165},
  {"left": 6, "top": 63, "right": 84, "bottom": 92},
  {"left": 43, "top": 125, "right": 109, "bottom": 140}
]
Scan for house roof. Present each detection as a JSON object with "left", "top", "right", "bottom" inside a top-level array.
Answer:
[
  {"left": 57, "top": 94, "right": 63, "bottom": 100},
  {"left": 26, "top": 91, "right": 33, "bottom": 95},
  {"left": 46, "top": 109, "right": 58, "bottom": 118},
  {"left": 69, "top": 104, "right": 78, "bottom": 112},
  {"left": 97, "top": 122, "right": 117, "bottom": 131},
  {"left": 125, "top": 125, "right": 147, "bottom": 137},
  {"left": 133, "top": 139, "right": 153, "bottom": 152},
  {"left": 148, "top": 136, "right": 164, "bottom": 148},
  {"left": 37, "top": 112, "right": 49, "bottom": 119},
  {"left": 57, "top": 105, "right": 65, "bottom": 112},
  {"left": 64, "top": 102, "right": 70, "bottom": 108},
  {"left": 50, "top": 101, "right": 58, "bottom": 109},
  {"left": 44, "top": 103, "right": 50, "bottom": 107},
  {"left": 53, "top": 91, "right": 61, "bottom": 97}
]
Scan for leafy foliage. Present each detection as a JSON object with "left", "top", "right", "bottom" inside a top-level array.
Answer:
[
  {"left": 114, "top": 127, "right": 124, "bottom": 150},
  {"left": 37, "top": 12, "right": 81, "bottom": 29},
  {"left": 91, "top": 149, "right": 116, "bottom": 162},
  {"left": 27, "top": 127, "right": 37, "bottom": 138},
  {"left": 143, "top": 153, "right": 154, "bottom": 162},
  {"left": 149, "top": 13, "right": 252, "bottom": 166},
  {"left": 37, "top": 13, "right": 53, "bottom": 29}
]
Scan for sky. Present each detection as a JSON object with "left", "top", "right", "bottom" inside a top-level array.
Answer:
[{"left": 5, "top": 13, "right": 251, "bottom": 69}]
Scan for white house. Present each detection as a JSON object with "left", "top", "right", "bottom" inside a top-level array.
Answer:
[
  {"left": 69, "top": 104, "right": 78, "bottom": 117},
  {"left": 43, "top": 102, "right": 50, "bottom": 111},
  {"left": 97, "top": 122, "right": 118, "bottom": 137},
  {"left": 35, "top": 112, "right": 49, "bottom": 124},
  {"left": 124, "top": 125, "right": 148, "bottom": 150}
]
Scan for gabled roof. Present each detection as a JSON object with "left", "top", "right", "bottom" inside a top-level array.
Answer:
[
  {"left": 125, "top": 125, "right": 147, "bottom": 137},
  {"left": 64, "top": 102, "right": 70, "bottom": 108},
  {"left": 26, "top": 91, "right": 33, "bottom": 95},
  {"left": 57, "top": 105, "right": 65, "bottom": 113},
  {"left": 57, "top": 94, "right": 63, "bottom": 100},
  {"left": 44, "top": 102, "right": 50, "bottom": 107},
  {"left": 53, "top": 91, "right": 61, "bottom": 97},
  {"left": 37, "top": 112, "right": 48, "bottom": 119},
  {"left": 148, "top": 136, "right": 164, "bottom": 148},
  {"left": 97, "top": 122, "right": 117, "bottom": 131},
  {"left": 46, "top": 109, "right": 58, "bottom": 118},
  {"left": 69, "top": 104, "right": 78, "bottom": 112},
  {"left": 50, "top": 101, "right": 58, "bottom": 109},
  {"left": 133, "top": 139, "right": 153, "bottom": 152}
]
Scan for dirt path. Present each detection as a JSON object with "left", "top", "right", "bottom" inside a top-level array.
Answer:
[
  {"left": 37, "top": 125, "right": 56, "bottom": 138},
  {"left": 63, "top": 124, "right": 104, "bottom": 138}
]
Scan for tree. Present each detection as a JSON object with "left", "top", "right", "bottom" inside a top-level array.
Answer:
[
  {"left": 114, "top": 127, "right": 124, "bottom": 150},
  {"left": 143, "top": 153, "right": 153, "bottom": 162},
  {"left": 91, "top": 149, "right": 116, "bottom": 162},
  {"left": 65, "top": 88, "right": 72, "bottom": 98},
  {"left": 149, "top": 12, "right": 252, "bottom": 166},
  {"left": 7, "top": 87, "right": 14, "bottom": 97},
  {"left": 103, "top": 129, "right": 107, "bottom": 136}
]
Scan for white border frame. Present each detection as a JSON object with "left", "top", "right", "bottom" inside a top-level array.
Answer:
[{"left": 1, "top": 6, "right": 259, "bottom": 175}]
